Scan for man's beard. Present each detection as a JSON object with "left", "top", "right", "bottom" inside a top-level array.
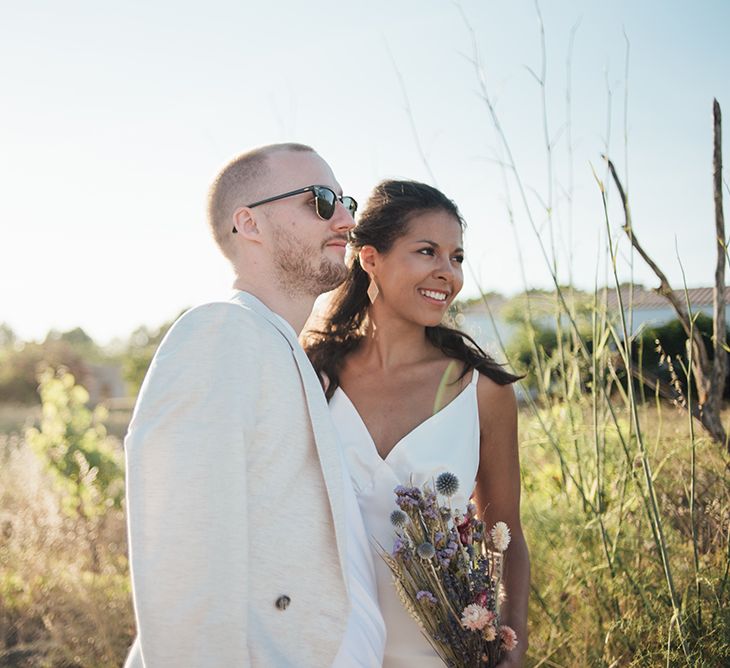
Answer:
[{"left": 272, "top": 227, "right": 348, "bottom": 297}]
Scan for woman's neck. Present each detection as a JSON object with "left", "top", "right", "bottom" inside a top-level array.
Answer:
[{"left": 356, "top": 308, "right": 437, "bottom": 370}]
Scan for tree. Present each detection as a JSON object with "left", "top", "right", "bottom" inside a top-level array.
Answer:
[
  {"left": 0, "top": 322, "right": 16, "bottom": 348},
  {"left": 605, "top": 100, "right": 728, "bottom": 448},
  {"left": 121, "top": 312, "right": 184, "bottom": 396},
  {"left": 0, "top": 340, "right": 88, "bottom": 404}
]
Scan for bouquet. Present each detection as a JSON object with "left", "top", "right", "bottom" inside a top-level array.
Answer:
[{"left": 379, "top": 472, "right": 518, "bottom": 667}]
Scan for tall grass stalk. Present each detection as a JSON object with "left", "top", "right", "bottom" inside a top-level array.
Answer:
[
  {"left": 676, "top": 244, "right": 702, "bottom": 630},
  {"left": 596, "top": 175, "right": 689, "bottom": 662},
  {"left": 532, "top": 0, "right": 588, "bottom": 510}
]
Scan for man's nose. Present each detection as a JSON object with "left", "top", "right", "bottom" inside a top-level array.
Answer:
[{"left": 330, "top": 203, "right": 356, "bottom": 232}]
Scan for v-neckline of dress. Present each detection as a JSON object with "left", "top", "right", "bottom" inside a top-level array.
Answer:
[{"left": 334, "top": 380, "right": 475, "bottom": 464}]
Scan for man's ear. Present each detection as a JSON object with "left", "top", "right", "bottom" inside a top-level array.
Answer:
[
  {"left": 232, "top": 206, "right": 261, "bottom": 241},
  {"left": 358, "top": 246, "right": 378, "bottom": 274}
]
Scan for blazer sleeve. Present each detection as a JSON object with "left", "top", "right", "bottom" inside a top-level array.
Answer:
[{"left": 124, "top": 302, "right": 261, "bottom": 666}]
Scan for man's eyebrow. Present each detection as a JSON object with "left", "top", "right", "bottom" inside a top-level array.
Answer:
[{"left": 414, "top": 239, "right": 465, "bottom": 253}]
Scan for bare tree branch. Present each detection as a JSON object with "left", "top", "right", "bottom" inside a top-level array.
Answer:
[
  {"left": 709, "top": 99, "right": 728, "bottom": 448},
  {"left": 603, "top": 106, "right": 729, "bottom": 448},
  {"left": 603, "top": 155, "right": 712, "bottom": 377}
]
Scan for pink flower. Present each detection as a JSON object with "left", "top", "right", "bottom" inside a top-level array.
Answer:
[
  {"left": 457, "top": 516, "right": 472, "bottom": 546},
  {"left": 461, "top": 604, "right": 495, "bottom": 631},
  {"left": 499, "top": 625, "right": 518, "bottom": 651}
]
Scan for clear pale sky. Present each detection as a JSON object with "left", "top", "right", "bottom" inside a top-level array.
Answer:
[{"left": 2, "top": 0, "right": 728, "bottom": 343}]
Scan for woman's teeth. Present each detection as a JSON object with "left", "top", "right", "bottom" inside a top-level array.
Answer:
[{"left": 419, "top": 289, "right": 447, "bottom": 302}]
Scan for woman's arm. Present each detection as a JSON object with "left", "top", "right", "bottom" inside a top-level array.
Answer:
[{"left": 473, "top": 378, "right": 530, "bottom": 667}]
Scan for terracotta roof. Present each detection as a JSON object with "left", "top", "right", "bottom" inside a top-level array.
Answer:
[
  {"left": 458, "top": 285, "right": 729, "bottom": 315},
  {"left": 604, "top": 286, "right": 729, "bottom": 310}
]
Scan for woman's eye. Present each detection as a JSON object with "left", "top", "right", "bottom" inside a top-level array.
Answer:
[
  {"left": 453, "top": 255, "right": 465, "bottom": 264},
  {"left": 418, "top": 248, "right": 435, "bottom": 256}
]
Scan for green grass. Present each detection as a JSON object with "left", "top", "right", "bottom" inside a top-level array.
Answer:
[{"left": 521, "top": 401, "right": 730, "bottom": 667}]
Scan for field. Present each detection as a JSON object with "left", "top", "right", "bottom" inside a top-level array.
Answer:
[
  {"left": 521, "top": 402, "right": 729, "bottom": 666},
  {"left": 1, "top": 380, "right": 727, "bottom": 666}
]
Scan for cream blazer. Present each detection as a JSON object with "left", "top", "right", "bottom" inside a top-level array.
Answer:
[{"left": 124, "top": 291, "right": 350, "bottom": 667}]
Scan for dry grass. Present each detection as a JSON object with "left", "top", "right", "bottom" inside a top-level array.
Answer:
[
  {"left": 0, "top": 392, "right": 728, "bottom": 666},
  {"left": 0, "top": 434, "right": 134, "bottom": 667}
]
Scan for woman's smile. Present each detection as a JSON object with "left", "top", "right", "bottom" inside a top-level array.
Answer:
[{"left": 417, "top": 288, "right": 450, "bottom": 304}]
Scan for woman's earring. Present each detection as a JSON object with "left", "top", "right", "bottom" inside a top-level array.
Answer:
[{"left": 367, "top": 278, "right": 379, "bottom": 304}]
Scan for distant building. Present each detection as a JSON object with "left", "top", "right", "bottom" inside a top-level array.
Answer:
[
  {"left": 604, "top": 286, "right": 730, "bottom": 332},
  {"left": 457, "top": 285, "right": 729, "bottom": 351},
  {"left": 455, "top": 294, "right": 514, "bottom": 356}
]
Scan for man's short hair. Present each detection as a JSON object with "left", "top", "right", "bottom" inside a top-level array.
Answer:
[{"left": 207, "top": 142, "right": 315, "bottom": 259}]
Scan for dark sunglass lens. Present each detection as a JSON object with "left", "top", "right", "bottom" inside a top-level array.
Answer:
[
  {"left": 342, "top": 196, "right": 357, "bottom": 217},
  {"left": 314, "top": 188, "right": 336, "bottom": 220}
]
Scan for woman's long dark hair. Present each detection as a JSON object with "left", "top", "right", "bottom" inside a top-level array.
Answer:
[{"left": 305, "top": 180, "right": 522, "bottom": 400}]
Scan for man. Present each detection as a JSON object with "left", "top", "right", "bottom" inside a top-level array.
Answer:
[{"left": 124, "top": 143, "right": 386, "bottom": 666}]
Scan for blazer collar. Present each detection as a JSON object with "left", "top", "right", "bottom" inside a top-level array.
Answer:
[{"left": 228, "top": 290, "right": 298, "bottom": 340}]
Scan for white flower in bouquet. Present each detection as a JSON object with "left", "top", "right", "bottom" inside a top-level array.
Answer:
[{"left": 490, "top": 521, "right": 511, "bottom": 552}]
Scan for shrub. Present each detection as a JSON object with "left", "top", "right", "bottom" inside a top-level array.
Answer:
[{"left": 24, "top": 369, "right": 124, "bottom": 519}]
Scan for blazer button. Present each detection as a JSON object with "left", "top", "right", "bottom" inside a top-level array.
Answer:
[{"left": 275, "top": 595, "right": 291, "bottom": 610}]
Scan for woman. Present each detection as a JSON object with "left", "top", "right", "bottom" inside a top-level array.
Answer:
[{"left": 305, "top": 180, "right": 529, "bottom": 667}]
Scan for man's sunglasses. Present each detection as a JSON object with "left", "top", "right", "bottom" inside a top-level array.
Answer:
[{"left": 232, "top": 185, "right": 357, "bottom": 232}]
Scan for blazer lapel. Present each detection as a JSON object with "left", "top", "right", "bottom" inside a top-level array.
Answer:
[{"left": 229, "top": 292, "right": 349, "bottom": 586}]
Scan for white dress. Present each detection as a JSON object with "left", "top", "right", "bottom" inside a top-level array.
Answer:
[{"left": 329, "top": 369, "right": 481, "bottom": 667}]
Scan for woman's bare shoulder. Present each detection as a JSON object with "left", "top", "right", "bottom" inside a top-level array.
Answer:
[{"left": 475, "top": 372, "right": 518, "bottom": 427}]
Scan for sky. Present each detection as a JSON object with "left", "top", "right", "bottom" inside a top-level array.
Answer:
[{"left": 2, "top": 0, "right": 729, "bottom": 344}]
